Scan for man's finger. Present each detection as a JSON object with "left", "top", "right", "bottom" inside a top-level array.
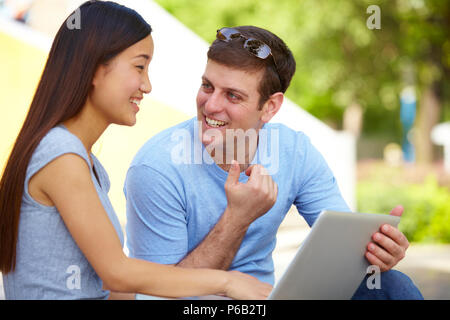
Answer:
[
  {"left": 367, "top": 242, "right": 395, "bottom": 267},
  {"left": 245, "top": 164, "right": 254, "bottom": 177},
  {"left": 226, "top": 160, "right": 241, "bottom": 185},
  {"left": 246, "top": 165, "right": 270, "bottom": 176},
  {"left": 245, "top": 165, "right": 262, "bottom": 183},
  {"left": 380, "top": 224, "right": 410, "bottom": 249},
  {"left": 365, "top": 251, "right": 388, "bottom": 272},
  {"left": 372, "top": 231, "right": 404, "bottom": 258},
  {"left": 389, "top": 205, "right": 404, "bottom": 217}
]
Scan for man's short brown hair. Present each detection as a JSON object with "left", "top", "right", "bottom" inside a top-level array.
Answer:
[{"left": 207, "top": 26, "right": 296, "bottom": 109}]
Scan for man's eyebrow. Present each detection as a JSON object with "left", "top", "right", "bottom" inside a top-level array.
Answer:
[{"left": 202, "top": 76, "right": 249, "bottom": 98}]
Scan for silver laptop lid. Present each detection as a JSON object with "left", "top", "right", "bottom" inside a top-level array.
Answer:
[{"left": 269, "top": 210, "right": 400, "bottom": 300}]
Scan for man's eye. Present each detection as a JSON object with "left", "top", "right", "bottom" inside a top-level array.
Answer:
[
  {"left": 228, "top": 92, "right": 240, "bottom": 100},
  {"left": 136, "top": 65, "right": 144, "bottom": 70},
  {"left": 201, "top": 83, "right": 211, "bottom": 89}
]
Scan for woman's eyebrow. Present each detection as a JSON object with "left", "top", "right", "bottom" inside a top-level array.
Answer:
[{"left": 132, "top": 54, "right": 150, "bottom": 60}]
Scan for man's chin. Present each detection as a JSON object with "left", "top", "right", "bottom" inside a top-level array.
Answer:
[
  {"left": 202, "top": 135, "right": 224, "bottom": 150},
  {"left": 201, "top": 127, "right": 225, "bottom": 144}
]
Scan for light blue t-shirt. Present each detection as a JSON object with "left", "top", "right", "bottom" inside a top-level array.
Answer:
[
  {"left": 124, "top": 118, "right": 349, "bottom": 285},
  {"left": 3, "top": 125, "right": 124, "bottom": 299}
]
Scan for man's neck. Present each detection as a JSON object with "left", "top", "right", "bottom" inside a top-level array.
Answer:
[{"left": 213, "top": 136, "right": 259, "bottom": 173}]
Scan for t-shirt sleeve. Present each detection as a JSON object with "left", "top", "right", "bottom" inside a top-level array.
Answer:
[
  {"left": 293, "top": 134, "right": 350, "bottom": 227},
  {"left": 124, "top": 164, "right": 188, "bottom": 264}
]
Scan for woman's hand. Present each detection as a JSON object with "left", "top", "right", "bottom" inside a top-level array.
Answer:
[{"left": 225, "top": 270, "right": 273, "bottom": 300}]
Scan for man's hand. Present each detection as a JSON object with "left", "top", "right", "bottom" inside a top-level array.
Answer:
[
  {"left": 224, "top": 160, "right": 278, "bottom": 228},
  {"left": 176, "top": 160, "right": 278, "bottom": 270},
  {"left": 365, "top": 205, "right": 410, "bottom": 272}
]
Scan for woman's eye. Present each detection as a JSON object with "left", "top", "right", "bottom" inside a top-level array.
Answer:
[{"left": 136, "top": 65, "right": 144, "bottom": 70}]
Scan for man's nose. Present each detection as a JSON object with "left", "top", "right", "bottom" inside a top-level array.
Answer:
[{"left": 204, "top": 92, "right": 224, "bottom": 114}]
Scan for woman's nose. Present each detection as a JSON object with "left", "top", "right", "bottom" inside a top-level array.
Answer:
[{"left": 140, "top": 74, "right": 152, "bottom": 94}]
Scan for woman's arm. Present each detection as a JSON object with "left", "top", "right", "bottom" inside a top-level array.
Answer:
[{"left": 33, "top": 153, "right": 270, "bottom": 299}]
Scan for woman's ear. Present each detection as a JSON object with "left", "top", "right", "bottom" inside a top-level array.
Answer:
[
  {"left": 91, "top": 64, "right": 108, "bottom": 87},
  {"left": 91, "top": 68, "right": 101, "bottom": 87},
  {"left": 261, "top": 92, "right": 284, "bottom": 123}
]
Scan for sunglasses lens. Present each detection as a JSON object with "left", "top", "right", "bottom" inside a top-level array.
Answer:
[
  {"left": 244, "top": 39, "right": 271, "bottom": 59},
  {"left": 217, "top": 27, "right": 241, "bottom": 41},
  {"left": 215, "top": 30, "right": 280, "bottom": 84},
  {"left": 217, "top": 30, "right": 272, "bottom": 60}
]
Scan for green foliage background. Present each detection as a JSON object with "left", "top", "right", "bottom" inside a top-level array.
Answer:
[
  {"left": 155, "top": 0, "right": 450, "bottom": 141},
  {"left": 358, "top": 173, "right": 450, "bottom": 243},
  {"left": 155, "top": 0, "right": 450, "bottom": 243}
]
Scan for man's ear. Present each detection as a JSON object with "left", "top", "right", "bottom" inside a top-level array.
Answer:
[{"left": 261, "top": 92, "right": 284, "bottom": 123}]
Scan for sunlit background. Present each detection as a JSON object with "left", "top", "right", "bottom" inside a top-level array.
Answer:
[{"left": 1, "top": 0, "right": 449, "bottom": 299}]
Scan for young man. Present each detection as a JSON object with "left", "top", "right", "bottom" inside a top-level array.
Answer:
[{"left": 124, "top": 26, "right": 423, "bottom": 299}]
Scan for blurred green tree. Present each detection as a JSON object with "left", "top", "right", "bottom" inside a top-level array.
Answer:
[{"left": 155, "top": 0, "right": 450, "bottom": 160}]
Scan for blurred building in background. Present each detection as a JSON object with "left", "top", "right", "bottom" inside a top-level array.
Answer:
[{"left": 0, "top": 0, "right": 356, "bottom": 224}]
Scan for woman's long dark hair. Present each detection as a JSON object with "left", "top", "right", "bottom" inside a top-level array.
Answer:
[{"left": 0, "top": 1, "right": 151, "bottom": 273}]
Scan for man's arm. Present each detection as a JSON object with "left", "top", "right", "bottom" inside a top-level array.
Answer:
[
  {"left": 176, "top": 207, "right": 247, "bottom": 269},
  {"left": 293, "top": 134, "right": 351, "bottom": 227},
  {"left": 176, "top": 161, "right": 278, "bottom": 270}
]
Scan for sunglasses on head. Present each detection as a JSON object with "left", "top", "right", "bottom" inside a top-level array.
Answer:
[{"left": 216, "top": 27, "right": 281, "bottom": 85}]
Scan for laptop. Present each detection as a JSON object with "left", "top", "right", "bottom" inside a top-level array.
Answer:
[
  {"left": 268, "top": 210, "right": 400, "bottom": 300},
  {"left": 136, "top": 210, "right": 400, "bottom": 300}
]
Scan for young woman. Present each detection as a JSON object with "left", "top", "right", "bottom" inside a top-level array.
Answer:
[{"left": 0, "top": 1, "right": 272, "bottom": 300}]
